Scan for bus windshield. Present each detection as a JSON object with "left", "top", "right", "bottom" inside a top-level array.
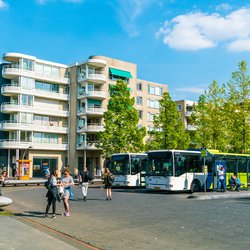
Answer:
[
  {"left": 148, "top": 152, "right": 173, "bottom": 176},
  {"left": 131, "top": 155, "right": 147, "bottom": 175},
  {"left": 110, "top": 154, "right": 130, "bottom": 175}
]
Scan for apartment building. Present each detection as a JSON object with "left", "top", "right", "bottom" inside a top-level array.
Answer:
[
  {"left": 0, "top": 53, "right": 168, "bottom": 177},
  {"left": 175, "top": 100, "right": 197, "bottom": 131}
]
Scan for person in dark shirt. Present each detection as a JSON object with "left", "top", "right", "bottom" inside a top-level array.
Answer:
[{"left": 78, "top": 166, "right": 89, "bottom": 201}]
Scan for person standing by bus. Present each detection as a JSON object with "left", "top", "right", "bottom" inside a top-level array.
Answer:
[
  {"left": 78, "top": 166, "right": 89, "bottom": 201},
  {"left": 61, "top": 169, "right": 74, "bottom": 217},
  {"left": 218, "top": 166, "right": 225, "bottom": 192},
  {"left": 103, "top": 168, "right": 114, "bottom": 200}
]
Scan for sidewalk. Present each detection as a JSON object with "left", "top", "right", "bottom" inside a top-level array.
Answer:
[
  {"left": 187, "top": 190, "right": 250, "bottom": 200},
  {"left": 0, "top": 216, "right": 78, "bottom": 250}
]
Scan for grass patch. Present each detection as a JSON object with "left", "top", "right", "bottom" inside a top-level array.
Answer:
[{"left": 0, "top": 208, "right": 14, "bottom": 216}]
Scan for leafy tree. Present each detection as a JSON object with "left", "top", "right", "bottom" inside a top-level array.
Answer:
[
  {"left": 146, "top": 92, "right": 190, "bottom": 150},
  {"left": 191, "top": 80, "right": 228, "bottom": 151},
  {"left": 226, "top": 61, "right": 250, "bottom": 153},
  {"left": 98, "top": 80, "right": 146, "bottom": 157}
]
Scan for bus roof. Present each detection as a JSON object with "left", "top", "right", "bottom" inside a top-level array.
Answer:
[
  {"left": 147, "top": 149, "right": 200, "bottom": 154},
  {"left": 207, "top": 149, "right": 250, "bottom": 157},
  {"left": 111, "top": 153, "right": 147, "bottom": 156}
]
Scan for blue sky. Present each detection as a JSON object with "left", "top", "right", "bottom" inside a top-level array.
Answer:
[{"left": 1, "top": 0, "right": 250, "bottom": 101}]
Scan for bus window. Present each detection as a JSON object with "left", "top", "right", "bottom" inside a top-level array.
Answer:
[
  {"left": 110, "top": 155, "right": 130, "bottom": 175},
  {"left": 131, "top": 159, "right": 140, "bottom": 175}
]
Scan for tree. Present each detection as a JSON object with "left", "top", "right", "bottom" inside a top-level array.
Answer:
[
  {"left": 226, "top": 61, "right": 250, "bottom": 153},
  {"left": 98, "top": 80, "right": 146, "bottom": 157},
  {"left": 191, "top": 80, "right": 228, "bottom": 151},
  {"left": 146, "top": 92, "right": 190, "bottom": 150}
]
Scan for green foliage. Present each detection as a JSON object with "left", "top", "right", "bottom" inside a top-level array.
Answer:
[
  {"left": 191, "top": 61, "right": 250, "bottom": 153},
  {"left": 98, "top": 80, "right": 146, "bottom": 157},
  {"left": 191, "top": 80, "right": 228, "bottom": 151},
  {"left": 146, "top": 92, "right": 190, "bottom": 150}
]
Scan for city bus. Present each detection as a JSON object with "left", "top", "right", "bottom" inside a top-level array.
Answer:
[
  {"left": 146, "top": 149, "right": 250, "bottom": 192},
  {"left": 110, "top": 153, "right": 147, "bottom": 187}
]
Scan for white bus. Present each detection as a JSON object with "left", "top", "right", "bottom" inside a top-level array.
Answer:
[
  {"left": 146, "top": 150, "right": 212, "bottom": 192},
  {"left": 110, "top": 153, "right": 147, "bottom": 187}
]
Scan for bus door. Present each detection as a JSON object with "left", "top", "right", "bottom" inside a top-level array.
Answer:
[{"left": 139, "top": 158, "right": 147, "bottom": 187}]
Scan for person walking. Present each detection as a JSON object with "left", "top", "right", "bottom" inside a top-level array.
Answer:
[
  {"left": 218, "top": 166, "right": 225, "bottom": 192},
  {"left": 61, "top": 169, "right": 74, "bottom": 217},
  {"left": 0, "top": 171, "right": 8, "bottom": 196},
  {"left": 78, "top": 166, "right": 89, "bottom": 201},
  {"left": 103, "top": 168, "right": 114, "bottom": 200},
  {"left": 44, "top": 170, "right": 60, "bottom": 218}
]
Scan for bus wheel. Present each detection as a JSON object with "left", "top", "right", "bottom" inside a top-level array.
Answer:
[{"left": 190, "top": 180, "right": 201, "bottom": 193}]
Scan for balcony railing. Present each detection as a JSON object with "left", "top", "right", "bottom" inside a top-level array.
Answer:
[
  {"left": 1, "top": 102, "right": 69, "bottom": 117},
  {"left": 0, "top": 139, "right": 68, "bottom": 150},
  {"left": 77, "top": 107, "right": 105, "bottom": 116},
  {"left": 78, "top": 73, "right": 106, "bottom": 83},
  {"left": 2, "top": 65, "right": 70, "bottom": 84},
  {"left": 77, "top": 90, "right": 106, "bottom": 99},
  {"left": 1, "top": 84, "right": 69, "bottom": 100},
  {"left": 77, "top": 123, "right": 104, "bottom": 133},
  {"left": 0, "top": 121, "right": 68, "bottom": 133},
  {"left": 76, "top": 141, "right": 100, "bottom": 150}
]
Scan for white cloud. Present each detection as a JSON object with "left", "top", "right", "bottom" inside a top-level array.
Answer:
[
  {"left": 0, "top": 0, "right": 8, "bottom": 9},
  {"left": 112, "top": 0, "right": 156, "bottom": 37},
  {"left": 216, "top": 3, "right": 232, "bottom": 11},
  {"left": 157, "top": 8, "right": 250, "bottom": 52},
  {"left": 228, "top": 39, "right": 250, "bottom": 52},
  {"left": 176, "top": 87, "right": 205, "bottom": 94}
]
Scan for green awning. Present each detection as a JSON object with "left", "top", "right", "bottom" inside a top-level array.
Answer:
[{"left": 109, "top": 68, "right": 133, "bottom": 79}]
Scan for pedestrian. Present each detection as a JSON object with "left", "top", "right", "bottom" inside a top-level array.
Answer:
[
  {"left": 78, "top": 166, "right": 90, "bottom": 201},
  {"left": 0, "top": 171, "right": 8, "bottom": 196},
  {"left": 61, "top": 169, "right": 74, "bottom": 217},
  {"left": 218, "top": 166, "right": 225, "bottom": 192},
  {"left": 44, "top": 170, "right": 60, "bottom": 218},
  {"left": 103, "top": 168, "right": 114, "bottom": 200},
  {"left": 231, "top": 172, "right": 242, "bottom": 191}
]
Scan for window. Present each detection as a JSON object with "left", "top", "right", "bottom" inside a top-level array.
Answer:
[
  {"left": 20, "top": 77, "right": 34, "bottom": 89},
  {"left": 33, "top": 132, "right": 58, "bottom": 143},
  {"left": 137, "top": 83, "right": 142, "bottom": 91},
  {"left": 35, "top": 81, "right": 59, "bottom": 93},
  {"left": 138, "top": 110, "right": 143, "bottom": 119},
  {"left": 22, "top": 59, "right": 33, "bottom": 71},
  {"left": 21, "top": 95, "right": 33, "bottom": 106},
  {"left": 177, "top": 104, "right": 182, "bottom": 111},
  {"left": 36, "top": 63, "right": 60, "bottom": 77},
  {"left": 147, "top": 99, "right": 159, "bottom": 108},
  {"left": 20, "top": 113, "right": 33, "bottom": 123},
  {"left": 136, "top": 96, "right": 143, "bottom": 105},
  {"left": 147, "top": 113, "right": 155, "bottom": 122},
  {"left": 148, "top": 85, "right": 163, "bottom": 96}
]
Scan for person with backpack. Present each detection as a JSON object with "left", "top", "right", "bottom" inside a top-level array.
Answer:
[
  {"left": 103, "top": 167, "right": 114, "bottom": 200},
  {"left": 78, "top": 166, "right": 91, "bottom": 201}
]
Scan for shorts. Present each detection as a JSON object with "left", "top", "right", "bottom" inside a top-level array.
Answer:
[{"left": 63, "top": 189, "right": 70, "bottom": 199}]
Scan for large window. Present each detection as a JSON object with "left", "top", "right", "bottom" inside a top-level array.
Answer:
[
  {"left": 21, "top": 95, "right": 33, "bottom": 105},
  {"left": 33, "top": 132, "right": 58, "bottom": 144},
  {"left": 147, "top": 99, "right": 159, "bottom": 109},
  {"left": 36, "top": 63, "right": 60, "bottom": 76},
  {"left": 136, "top": 96, "right": 143, "bottom": 105},
  {"left": 35, "top": 81, "right": 59, "bottom": 93},
  {"left": 148, "top": 85, "right": 163, "bottom": 96},
  {"left": 33, "top": 157, "right": 58, "bottom": 178},
  {"left": 22, "top": 59, "right": 33, "bottom": 71},
  {"left": 20, "top": 77, "right": 34, "bottom": 89}
]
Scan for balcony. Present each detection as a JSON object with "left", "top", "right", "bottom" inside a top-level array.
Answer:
[
  {"left": 78, "top": 73, "right": 106, "bottom": 83},
  {"left": 0, "top": 121, "right": 68, "bottom": 134},
  {"left": 2, "top": 65, "right": 70, "bottom": 84},
  {"left": 185, "top": 111, "right": 193, "bottom": 117},
  {"left": 77, "top": 107, "right": 105, "bottom": 116},
  {"left": 1, "top": 84, "right": 69, "bottom": 100},
  {"left": 77, "top": 90, "right": 106, "bottom": 100},
  {"left": 0, "top": 140, "right": 67, "bottom": 150},
  {"left": 1, "top": 103, "right": 69, "bottom": 117},
  {"left": 77, "top": 124, "right": 104, "bottom": 133},
  {"left": 76, "top": 141, "right": 101, "bottom": 150}
]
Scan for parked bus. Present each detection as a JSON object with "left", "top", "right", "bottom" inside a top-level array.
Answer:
[
  {"left": 110, "top": 153, "right": 147, "bottom": 187},
  {"left": 146, "top": 149, "right": 250, "bottom": 192}
]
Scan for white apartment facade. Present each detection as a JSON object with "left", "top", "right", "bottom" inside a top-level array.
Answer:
[{"left": 0, "top": 53, "right": 168, "bottom": 177}]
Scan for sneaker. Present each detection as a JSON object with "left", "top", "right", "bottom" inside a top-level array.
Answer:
[
  {"left": 83, "top": 196, "right": 87, "bottom": 201},
  {"left": 52, "top": 214, "right": 56, "bottom": 218},
  {"left": 62, "top": 212, "right": 67, "bottom": 216},
  {"left": 109, "top": 197, "right": 112, "bottom": 200},
  {"left": 65, "top": 212, "right": 70, "bottom": 217},
  {"left": 44, "top": 214, "right": 48, "bottom": 218},
  {"left": 106, "top": 198, "right": 109, "bottom": 200}
]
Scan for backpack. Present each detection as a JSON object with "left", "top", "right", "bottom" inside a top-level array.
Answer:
[
  {"left": 44, "top": 180, "right": 53, "bottom": 190},
  {"left": 108, "top": 174, "right": 115, "bottom": 184},
  {"left": 88, "top": 172, "right": 95, "bottom": 181}
]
